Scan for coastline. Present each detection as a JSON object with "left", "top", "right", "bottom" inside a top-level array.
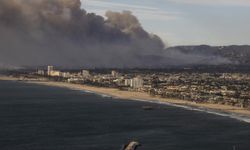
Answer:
[
  {"left": 1, "top": 76, "right": 250, "bottom": 118},
  {"left": 0, "top": 76, "right": 20, "bottom": 81}
]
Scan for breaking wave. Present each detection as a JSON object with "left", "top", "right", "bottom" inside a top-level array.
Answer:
[
  {"left": 133, "top": 98, "right": 250, "bottom": 123},
  {"left": 79, "top": 90, "right": 250, "bottom": 124}
]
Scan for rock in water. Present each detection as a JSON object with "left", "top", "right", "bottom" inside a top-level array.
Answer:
[{"left": 122, "top": 141, "right": 141, "bottom": 150}]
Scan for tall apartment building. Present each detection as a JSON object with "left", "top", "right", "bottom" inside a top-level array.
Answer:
[
  {"left": 131, "top": 77, "right": 144, "bottom": 88},
  {"left": 47, "top": 66, "right": 54, "bottom": 76}
]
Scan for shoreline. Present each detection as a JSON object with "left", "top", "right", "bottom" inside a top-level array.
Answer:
[{"left": 1, "top": 76, "right": 250, "bottom": 118}]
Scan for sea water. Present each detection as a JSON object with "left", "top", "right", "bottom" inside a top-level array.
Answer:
[{"left": 0, "top": 80, "right": 250, "bottom": 150}]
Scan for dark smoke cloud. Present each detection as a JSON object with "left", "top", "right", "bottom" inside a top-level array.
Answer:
[{"left": 0, "top": 0, "right": 232, "bottom": 68}]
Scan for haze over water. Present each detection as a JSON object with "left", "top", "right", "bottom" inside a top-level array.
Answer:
[{"left": 0, "top": 80, "right": 250, "bottom": 150}]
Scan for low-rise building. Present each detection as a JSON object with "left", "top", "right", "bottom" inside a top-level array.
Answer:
[
  {"left": 37, "top": 70, "right": 45, "bottom": 75},
  {"left": 111, "top": 70, "right": 119, "bottom": 77},
  {"left": 50, "top": 71, "right": 61, "bottom": 77},
  {"left": 82, "top": 70, "right": 90, "bottom": 77}
]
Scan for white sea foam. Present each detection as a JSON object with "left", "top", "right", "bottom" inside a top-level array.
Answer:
[
  {"left": 84, "top": 90, "right": 113, "bottom": 98},
  {"left": 179, "top": 103, "right": 249, "bottom": 123},
  {"left": 100, "top": 94, "right": 112, "bottom": 98},
  {"left": 83, "top": 90, "right": 94, "bottom": 94},
  {"left": 82, "top": 91, "right": 250, "bottom": 124},
  {"left": 126, "top": 98, "right": 250, "bottom": 123}
]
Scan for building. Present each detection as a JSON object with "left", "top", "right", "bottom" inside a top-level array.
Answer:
[
  {"left": 111, "top": 70, "right": 119, "bottom": 77},
  {"left": 130, "top": 77, "right": 144, "bottom": 88},
  {"left": 50, "top": 71, "right": 61, "bottom": 77},
  {"left": 62, "top": 72, "right": 71, "bottom": 78},
  {"left": 124, "top": 79, "right": 132, "bottom": 86},
  {"left": 82, "top": 70, "right": 90, "bottom": 77},
  {"left": 47, "top": 66, "right": 54, "bottom": 76},
  {"left": 37, "top": 70, "right": 45, "bottom": 75},
  {"left": 47, "top": 65, "right": 62, "bottom": 77}
]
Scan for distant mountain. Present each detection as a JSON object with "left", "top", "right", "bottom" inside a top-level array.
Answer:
[{"left": 166, "top": 45, "right": 250, "bottom": 65}]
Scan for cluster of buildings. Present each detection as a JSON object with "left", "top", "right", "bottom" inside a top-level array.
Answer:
[
  {"left": 146, "top": 73, "right": 250, "bottom": 109},
  {"left": 37, "top": 66, "right": 144, "bottom": 89},
  {"left": 37, "top": 66, "right": 90, "bottom": 79},
  {"left": 35, "top": 66, "right": 250, "bottom": 109}
]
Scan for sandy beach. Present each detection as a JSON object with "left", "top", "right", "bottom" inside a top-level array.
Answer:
[
  {"left": 1, "top": 76, "right": 250, "bottom": 117},
  {"left": 0, "top": 76, "right": 20, "bottom": 81}
]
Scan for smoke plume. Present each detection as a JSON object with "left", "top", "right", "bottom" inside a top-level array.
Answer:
[{"left": 0, "top": 0, "right": 232, "bottom": 68}]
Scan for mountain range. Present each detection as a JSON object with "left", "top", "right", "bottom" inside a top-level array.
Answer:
[{"left": 166, "top": 45, "right": 250, "bottom": 65}]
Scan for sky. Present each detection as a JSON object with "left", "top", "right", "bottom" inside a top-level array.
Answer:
[
  {"left": 83, "top": 0, "right": 250, "bottom": 46},
  {"left": 0, "top": 0, "right": 248, "bottom": 68}
]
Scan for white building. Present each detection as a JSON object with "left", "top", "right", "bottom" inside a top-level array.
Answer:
[
  {"left": 62, "top": 72, "right": 71, "bottom": 78},
  {"left": 111, "top": 70, "right": 119, "bottom": 77},
  {"left": 47, "top": 65, "right": 62, "bottom": 77},
  {"left": 82, "top": 70, "right": 90, "bottom": 77},
  {"left": 47, "top": 66, "right": 54, "bottom": 76},
  {"left": 124, "top": 79, "right": 132, "bottom": 86},
  {"left": 50, "top": 71, "right": 61, "bottom": 77},
  {"left": 130, "top": 77, "right": 144, "bottom": 88},
  {"left": 37, "top": 70, "right": 45, "bottom": 75}
]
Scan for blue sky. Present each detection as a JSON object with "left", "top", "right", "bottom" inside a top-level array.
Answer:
[{"left": 83, "top": 0, "right": 250, "bottom": 46}]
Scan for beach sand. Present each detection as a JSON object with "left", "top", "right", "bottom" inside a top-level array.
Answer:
[
  {"left": 1, "top": 76, "right": 250, "bottom": 117},
  {"left": 0, "top": 76, "right": 20, "bottom": 81}
]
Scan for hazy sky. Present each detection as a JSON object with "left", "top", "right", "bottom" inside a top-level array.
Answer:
[{"left": 84, "top": 0, "right": 250, "bottom": 46}]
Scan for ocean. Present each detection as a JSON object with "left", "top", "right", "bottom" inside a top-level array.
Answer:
[{"left": 0, "top": 80, "right": 250, "bottom": 150}]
